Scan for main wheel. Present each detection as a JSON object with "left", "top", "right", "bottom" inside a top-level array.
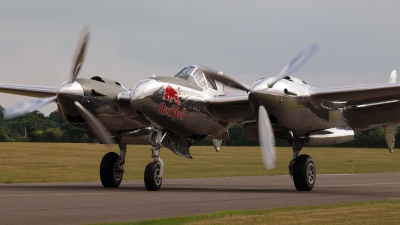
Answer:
[
  {"left": 293, "top": 154, "right": 316, "bottom": 191},
  {"left": 144, "top": 162, "right": 162, "bottom": 191},
  {"left": 100, "top": 152, "right": 123, "bottom": 188}
]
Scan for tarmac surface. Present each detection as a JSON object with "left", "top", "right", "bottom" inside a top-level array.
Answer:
[{"left": 0, "top": 172, "right": 399, "bottom": 225}]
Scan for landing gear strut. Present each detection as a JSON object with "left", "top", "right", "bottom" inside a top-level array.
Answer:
[
  {"left": 144, "top": 129, "right": 166, "bottom": 191},
  {"left": 288, "top": 134, "right": 316, "bottom": 191},
  {"left": 100, "top": 141, "right": 126, "bottom": 187}
]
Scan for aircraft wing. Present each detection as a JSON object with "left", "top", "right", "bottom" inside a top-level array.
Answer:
[
  {"left": 207, "top": 94, "right": 254, "bottom": 123},
  {"left": 0, "top": 83, "right": 58, "bottom": 98},
  {"left": 308, "top": 83, "right": 400, "bottom": 130},
  {"left": 308, "top": 83, "right": 400, "bottom": 109}
]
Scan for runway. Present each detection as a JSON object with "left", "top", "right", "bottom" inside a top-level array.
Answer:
[{"left": 0, "top": 172, "right": 399, "bottom": 225}]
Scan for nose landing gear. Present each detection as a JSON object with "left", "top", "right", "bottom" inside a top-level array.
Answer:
[
  {"left": 98, "top": 127, "right": 168, "bottom": 191},
  {"left": 144, "top": 129, "right": 166, "bottom": 191}
]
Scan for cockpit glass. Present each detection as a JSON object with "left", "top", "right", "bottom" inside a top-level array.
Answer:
[
  {"left": 175, "top": 66, "right": 217, "bottom": 91},
  {"left": 192, "top": 69, "right": 207, "bottom": 89},
  {"left": 206, "top": 77, "right": 217, "bottom": 90},
  {"left": 175, "top": 66, "right": 195, "bottom": 78},
  {"left": 187, "top": 67, "right": 195, "bottom": 75}
]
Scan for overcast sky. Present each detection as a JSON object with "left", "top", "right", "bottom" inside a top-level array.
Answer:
[{"left": 1, "top": 1, "right": 400, "bottom": 114}]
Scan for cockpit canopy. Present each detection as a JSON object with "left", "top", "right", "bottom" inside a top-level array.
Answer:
[{"left": 175, "top": 66, "right": 217, "bottom": 91}]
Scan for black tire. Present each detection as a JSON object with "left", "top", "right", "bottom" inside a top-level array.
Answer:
[
  {"left": 144, "top": 162, "right": 162, "bottom": 191},
  {"left": 100, "top": 152, "right": 123, "bottom": 188},
  {"left": 293, "top": 154, "right": 316, "bottom": 191}
]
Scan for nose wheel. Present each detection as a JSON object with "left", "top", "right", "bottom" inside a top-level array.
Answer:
[
  {"left": 144, "top": 162, "right": 162, "bottom": 191},
  {"left": 144, "top": 128, "right": 166, "bottom": 191}
]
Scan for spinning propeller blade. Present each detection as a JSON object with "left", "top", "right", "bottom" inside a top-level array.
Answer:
[
  {"left": 4, "top": 27, "right": 91, "bottom": 119},
  {"left": 254, "top": 44, "right": 318, "bottom": 169},
  {"left": 70, "top": 26, "right": 90, "bottom": 83},
  {"left": 200, "top": 66, "right": 250, "bottom": 92},
  {"left": 268, "top": 43, "right": 319, "bottom": 88},
  {"left": 200, "top": 43, "right": 318, "bottom": 92},
  {"left": 74, "top": 102, "right": 115, "bottom": 145},
  {"left": 258, "top": 106, "right": 276, "bottom": 169},
  {"left": 3, "top": 95, "right": 57, "bottom": 119},
  {"left": 390, "top": 70, "right": 397, "bottom": 84}
]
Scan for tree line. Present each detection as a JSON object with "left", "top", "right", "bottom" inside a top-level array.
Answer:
[
  {"left": 0, "top": 105, "right": 397, "bottom": 148},
  {"left": 0, "top": 106, "right": 95, "bottom": 143}
]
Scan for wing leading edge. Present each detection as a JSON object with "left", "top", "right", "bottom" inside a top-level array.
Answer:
[
  {"left": 308, "top": 82, "right": 400, "bottom": 109},
  {"left": 0, "top": 83, "right": 58, "bottom": 98}
]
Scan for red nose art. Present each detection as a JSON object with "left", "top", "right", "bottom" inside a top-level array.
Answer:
[
  {"left": 158, "top": 85, "right": 186, "bottom": 120},
  {"left": 163, "top": 85, "right": 181, "bottom": 105}
]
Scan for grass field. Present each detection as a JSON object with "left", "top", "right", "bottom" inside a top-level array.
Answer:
[
  {"left": 0, "top": 142, "right": 399, "bottom": 183},
  {"left": 1, "top": 143, "right": 399, "bottom": 225}
]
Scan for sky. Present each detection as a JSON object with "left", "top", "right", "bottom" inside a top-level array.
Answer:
[{"left": 1, "top": 0, "right": 400, "bottom": 115}]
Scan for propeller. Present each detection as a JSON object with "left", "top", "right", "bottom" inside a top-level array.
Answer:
[
  {"left": 67, "top": 27, "right": 113, "bottom": 145},
  {"left": 3, "top": 27, "right": 91, "bottom": 119},
  {"left": 3, "top": 96, "right": 57, "bottom": 119},
  {"left": 389, "top": 70, "right": 397, "bottom": 84},
  {"left": 256, "top": 43, "right": 319, "bottom": 169},
  {"left": 267, "top": 43, "right": 319, "bottom": 88},
  {"left": 202, "top": 43, "right": 319, "bottom": 92},
  {"left": 258, "top": 106, "right": 275, "bottom": 169},
  {"left": 70, "top": 26, "right": 90, "bottom": 83},
  {"left": 3, "top": 26, "right": 113, "bottom": 146},
  {"left": 74, "top": 102, "right": 115, "bottom": 145},
  {"left": 200, "top": 65, "right": 251, "bottom": 92},
  {"left": 202, "top": 43, "right": 319, "bottom": 169}
]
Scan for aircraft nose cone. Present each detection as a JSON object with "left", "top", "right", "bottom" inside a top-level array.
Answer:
[
  {"left": 131, "top": 79, "right": 157, "bottom": 101},
  {"left": 130, "top": 78, "right": 158, "bottom": 109}
]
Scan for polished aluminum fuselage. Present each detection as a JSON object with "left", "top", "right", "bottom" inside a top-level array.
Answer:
[
  {"left": 57, "top": 76, "right": 233, "bottom": 141},
  {"left": 56, "top": 74, "right": 400, "bottom": 143},
  {"left": 130, "top": 77, "right": 232, "bottom": 139}
]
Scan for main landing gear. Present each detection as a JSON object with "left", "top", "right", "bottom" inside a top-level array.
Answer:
[
  {"left": 100, "top": 142, "right": 126, "bottom": 188},
  {"left": 288, "top": 134, "right": 316, "bottom": 191},
  {"left": 99, "top": 129, "right": 166, "bottom": 191}
]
